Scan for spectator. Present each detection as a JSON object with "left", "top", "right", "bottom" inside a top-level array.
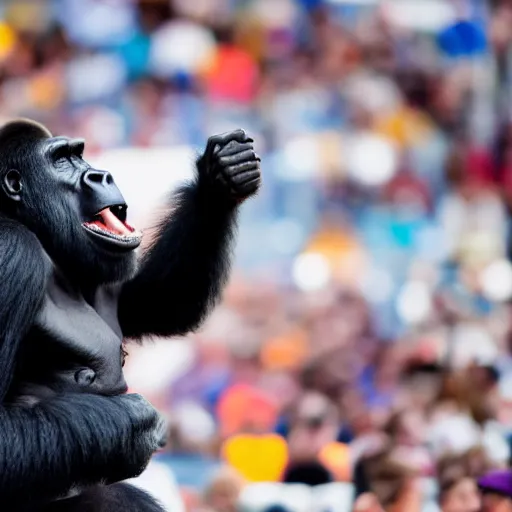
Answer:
[
  {"left": 437, "top": 450, "right": 488, "bottom": 512},
  {"left": 479, "top": 469, "right": 512, "bottom": 512}
]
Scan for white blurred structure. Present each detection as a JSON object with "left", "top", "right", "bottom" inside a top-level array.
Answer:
[
  {"left": 90, "top": 146, "right": 196, "bottom": 229},
  {"left": 127, "top": 460, "right": 185, "bottom": 512},
  {"left": 239, "top": 482, "right": 355, "bottom": 512}
]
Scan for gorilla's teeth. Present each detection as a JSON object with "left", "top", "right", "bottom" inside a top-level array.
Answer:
[{"left": 84, "top": 223, "right": 140, "bottom": 242}]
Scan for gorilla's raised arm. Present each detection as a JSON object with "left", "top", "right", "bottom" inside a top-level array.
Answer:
[{"left": 118, "top": 130, "right": 261, "bottom": 340}]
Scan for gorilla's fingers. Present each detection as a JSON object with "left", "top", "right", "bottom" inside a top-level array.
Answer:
[
  {"left": 205, "top": 129, "right": 248, "bottom": 156},
  {"left": 219, "top": 149, "right": 257, "bottom": 167},
  {"left": 237, "top": 177, "right": 261, "bottom": 196},
  {"left": 227, "top": 168, "right": 261, "bottom": 185},
  {"left": 217, "top": 141, "right": 254, "bottom": 157}
]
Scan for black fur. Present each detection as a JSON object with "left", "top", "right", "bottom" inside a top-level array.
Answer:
[
  {"left": 119, "top": 176, "right": 236, "bottom": 339},
  {"left": 119, "top": 129, "right": 260, "bottom": 340},
  {"left": 35, "top": 483, "right": 164, "bottom": 512},
  {"left": 0, "top": 121, "right": 261, "bottom": 510},
  {"left": 0, "top": 392, "right": 165, "bottom": 507},
  {"left": 0, "top": 218, "right": 48, "bottom": 397},
  {"left": 0, "top": 119, "right": 137, "bottom": 287}
]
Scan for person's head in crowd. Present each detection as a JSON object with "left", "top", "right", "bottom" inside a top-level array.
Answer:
[
  {"left": 400, "top": 362, "right": 443, "bottom": 411},
  {"left": 383, "top": 409, "right": 433, "bottom": 476},
  {"left": 466, "top": 364, "right": 501, "bottom": 424},
  {"left": 300, "top": 352, "right": 348, "bottom": 401},
  {"left": 465, "top": 447, "right": 495, "bottom": 477},
  {"left": 467, "top": 364, "right": 500, "bottom": 394},
  {"left": 437, "top": 452, "right": 482, "bottom": 512},
  {"left": 435, "top": 369, "right": 498, "bottom": 427},
  {"left": 287, "top": 391, "right": 339, "bottom": 463},
  {"left": 479, "top": 469, "right": 512, "bottom": 512},
  {"left": 385, "top": 410, "right": 425, "bottom": 448},
  {"left": 202, "top": 466, "right": 245, "bottom": 512},
  {"left": 353, "top": 493, "right": 386, "bottom": 512},
  {"left": 354, "top": 448, "right": 420, "bottom": 511}
]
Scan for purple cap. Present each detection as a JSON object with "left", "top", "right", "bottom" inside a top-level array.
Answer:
[{"left": 478, "top": 470, "right": 512, "bottom": 497}]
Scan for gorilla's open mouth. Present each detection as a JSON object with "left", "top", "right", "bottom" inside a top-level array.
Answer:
[{"left": 82, "top": 205, "right": 142, "bottom": 250}]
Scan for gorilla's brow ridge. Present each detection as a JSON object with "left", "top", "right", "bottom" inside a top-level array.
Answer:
[{"left": 45, "top": 138, "right": 85, "bottom": 161}]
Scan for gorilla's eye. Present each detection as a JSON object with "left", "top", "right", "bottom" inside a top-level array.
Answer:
[
  {"left": 52, "top": 146, "right": 71, "bottom": 163},
  {"left": 49, "top": 140, "right": 84, "bottom": 163}
]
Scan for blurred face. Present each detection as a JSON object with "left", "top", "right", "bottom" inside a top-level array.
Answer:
[
  {"left": 482, "top": 492, "right": 512, "bottom": 512},
  {"left": 397, "top": 410, "right": 426, "bottom": 446},
  {"left": 353, "top": 493, "right": 385, "bottom": 512},
  {"left": 288, "top": 393, "right": 338, "bottom": 461},
  {"left": 441, "top": 478, "right": 481, "bottom": 512},
  {"left": 204, "top": 478, "right": 243, "bottom": 512}
]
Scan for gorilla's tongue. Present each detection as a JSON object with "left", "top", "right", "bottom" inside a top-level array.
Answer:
[{"left": 99, "top": 208, "right": 133, "bottom": 236}]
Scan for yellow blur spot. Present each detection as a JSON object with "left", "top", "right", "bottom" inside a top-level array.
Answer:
[
  {"left": 222, "top": 434, "right": 289, "bottom": 482},
  {"left": 0, "top": 23, "right": 16, "bottom": 61}
]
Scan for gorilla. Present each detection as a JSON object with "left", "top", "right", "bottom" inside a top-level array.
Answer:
[{"left": 0, "top": 119, "right": 261, "bottom": 510}]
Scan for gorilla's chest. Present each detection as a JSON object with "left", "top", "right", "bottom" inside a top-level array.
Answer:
[{"left": 15, "top": 267, "right": 128, "bottom": 400}]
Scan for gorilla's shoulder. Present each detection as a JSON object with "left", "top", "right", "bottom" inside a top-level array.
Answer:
[
  {"left": 0, "top": 216, "right": 44, "bottom": 251},
  {"left": 0, "top": 215, "right": 48, "bottom": 276}
]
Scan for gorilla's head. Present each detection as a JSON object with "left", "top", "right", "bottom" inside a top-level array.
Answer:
[{"left": 0, "top": 119, "right": 140, "bottom": 285}]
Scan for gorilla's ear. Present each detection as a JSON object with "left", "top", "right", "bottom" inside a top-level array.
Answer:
[{"left": 2, "top": 169, "right": 23, "bottom": 201}]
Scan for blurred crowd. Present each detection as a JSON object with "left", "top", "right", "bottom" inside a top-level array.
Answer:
[{"left": 4, "top": 0, "right": 512, "bottom": 511}]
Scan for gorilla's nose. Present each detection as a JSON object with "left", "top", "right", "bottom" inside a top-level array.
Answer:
[
  {"left": 83, "top": 169, "right": 114, "bottom": 187},
  {"left": 81, "top": 167, "right": 127, "bottom": 217}
]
